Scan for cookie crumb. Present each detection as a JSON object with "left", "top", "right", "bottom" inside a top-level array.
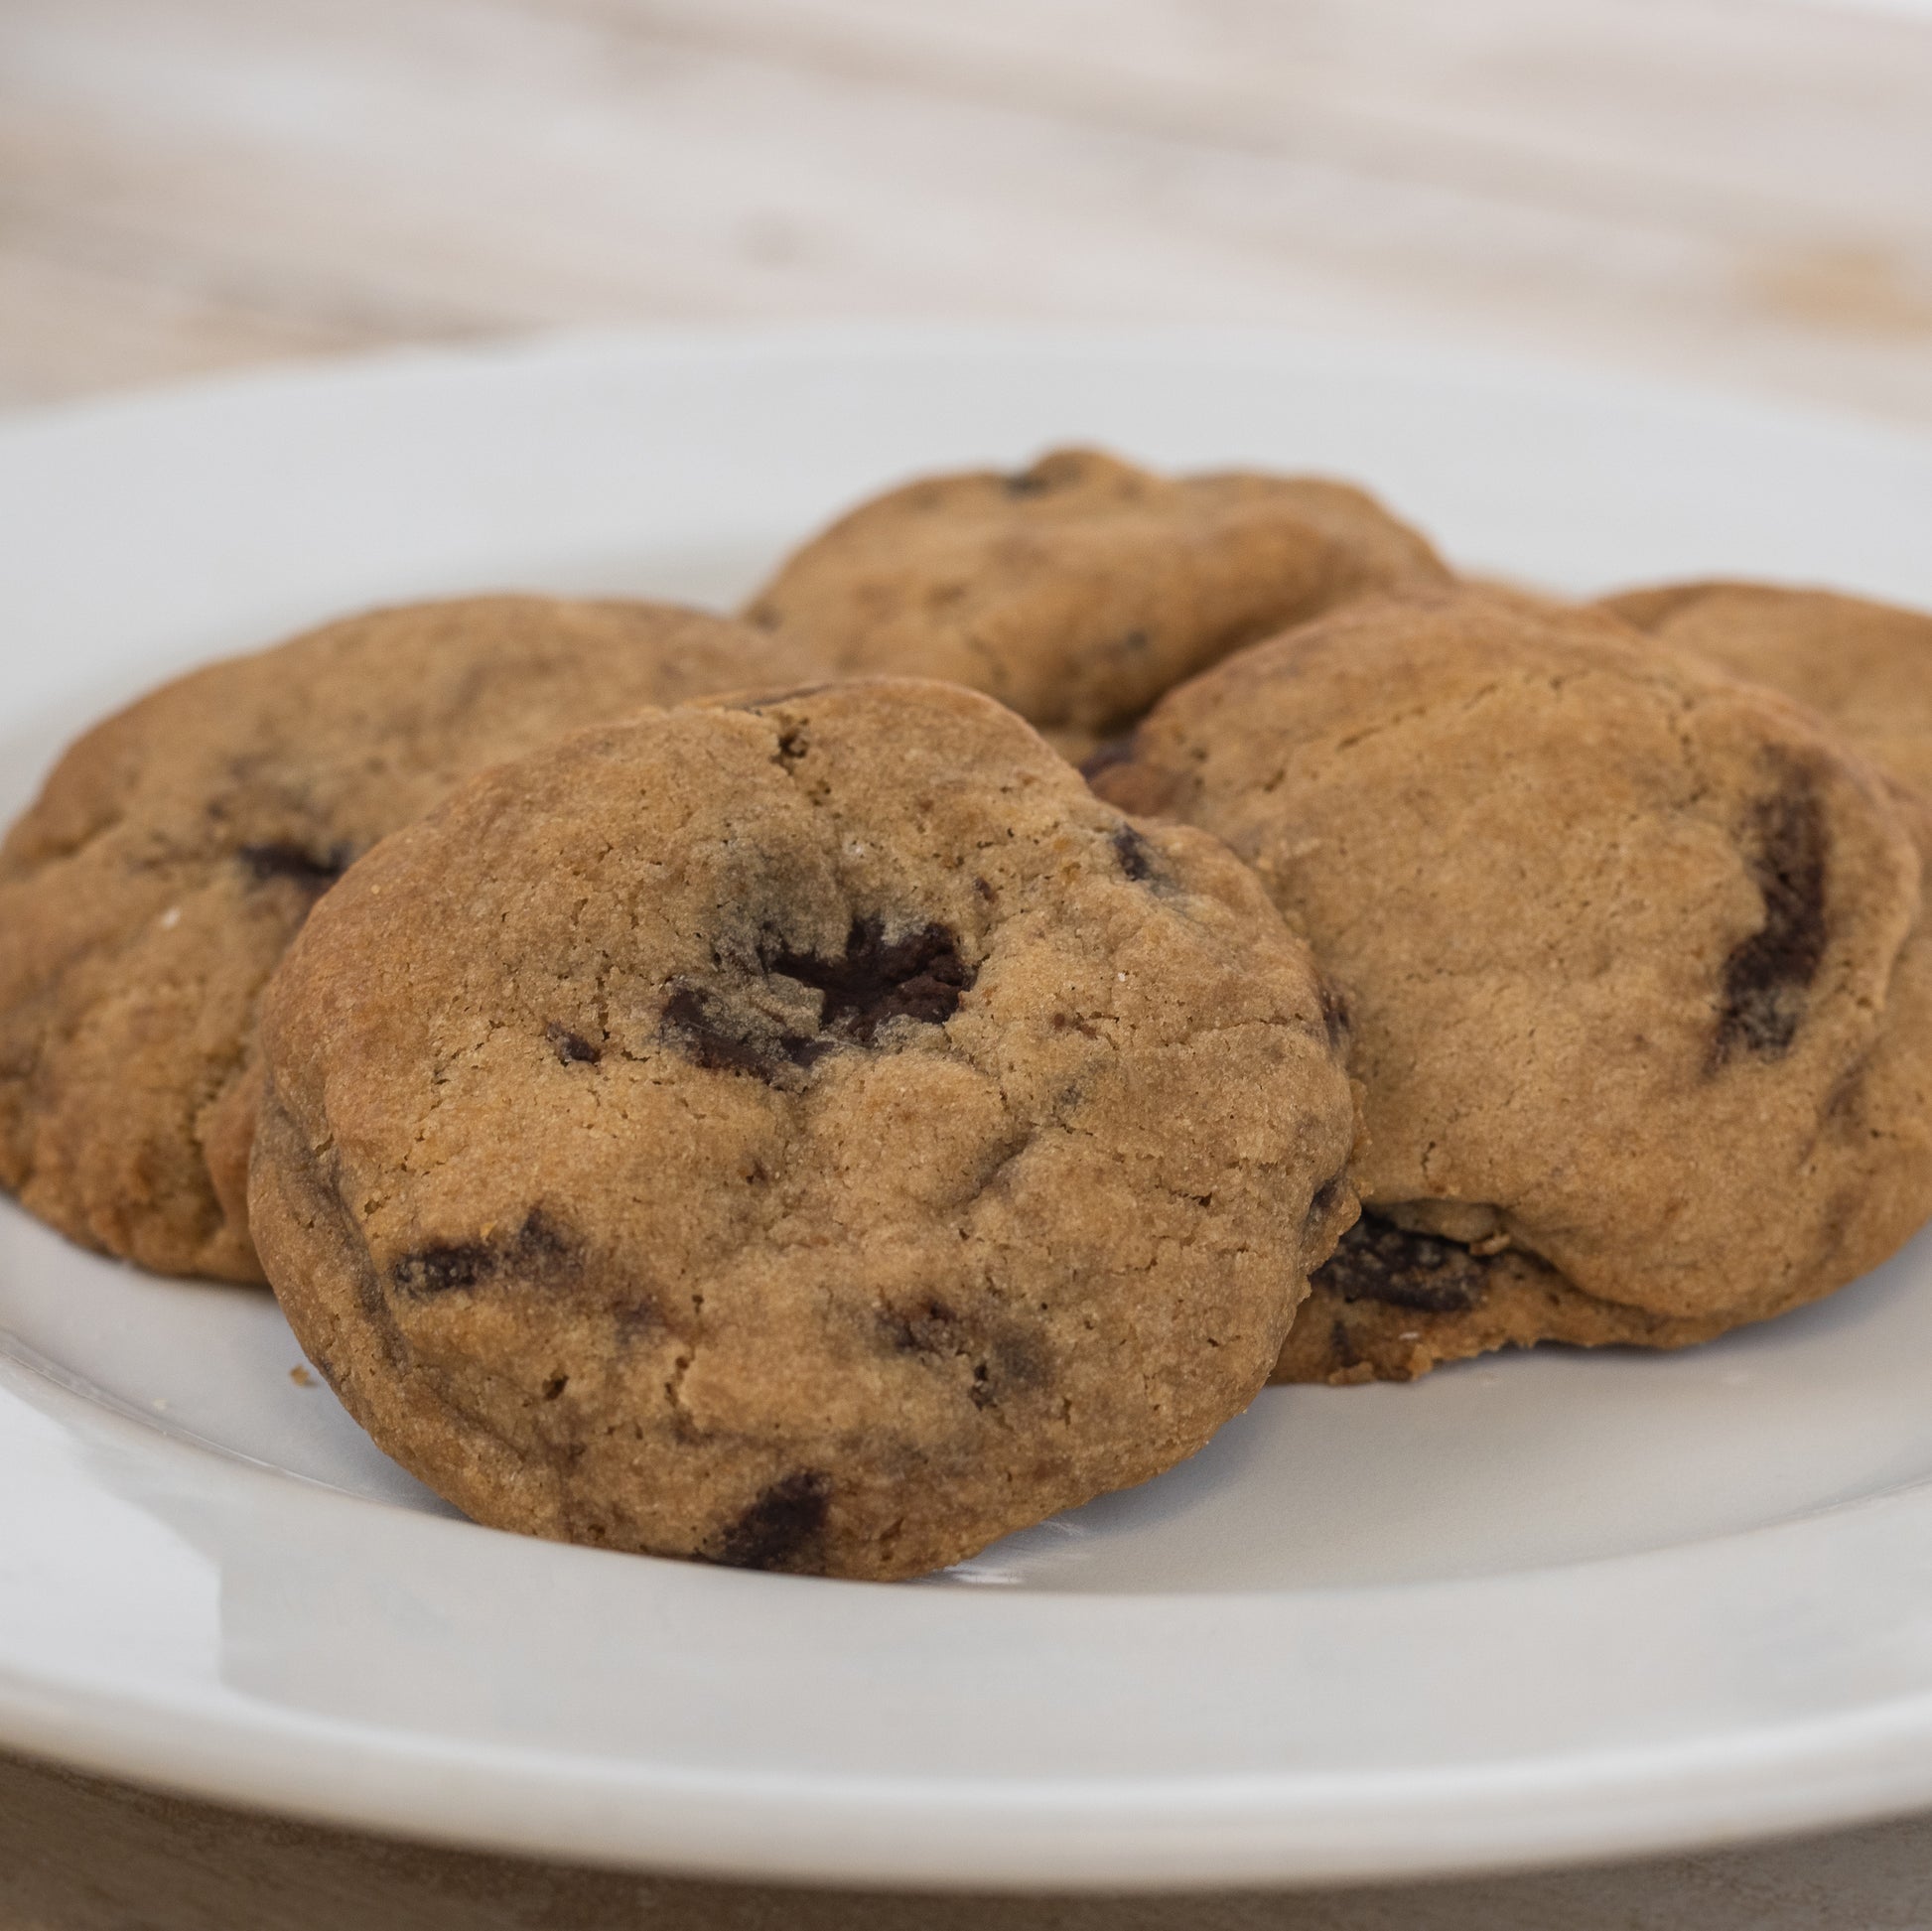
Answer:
[{"left": 289, "top": 1365, "right": 315, "bottom": 1387}]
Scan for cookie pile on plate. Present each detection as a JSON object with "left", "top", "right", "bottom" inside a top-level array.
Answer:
[{"left": 7, "top": 450, "right": 1932, "bottom": 1580}]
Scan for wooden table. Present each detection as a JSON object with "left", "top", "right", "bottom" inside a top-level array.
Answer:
[
  {"left": 10, "top": 1747, "right": 1932, "bottom": 1931},
  {"left": 4, "top": 0, "right": 1930, "bottom": 423},
  {"left": 5, "top": 1, "right": 1932, "bottom": 1924}
]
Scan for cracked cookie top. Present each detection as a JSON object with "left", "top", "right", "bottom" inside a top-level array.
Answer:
[
  {"left": 741, "top": 447, "right": 1449, "bottom": 757},
  {"left": 0, "top": 595, "right": 821, "bottom": 1282},
  {"left": 250, "top": 679, "right": 1359, "bottom": 1579},
  {"left": 1602, "top": 581, "right": 1932, "bottom": 801},
  {"left": 1093, "top": 588, "right": 1932, "bottom": 1352}
]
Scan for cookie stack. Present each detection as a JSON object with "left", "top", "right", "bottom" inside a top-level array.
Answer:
[{"left": 7, "top": 450, "right": 1931, "bottom": 1581}]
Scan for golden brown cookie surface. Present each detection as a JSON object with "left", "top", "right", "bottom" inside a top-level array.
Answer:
[
  {"left": 1604, "top": 581, "right": 1932, "bottom": 799},
  {"left": 743, "top": 448, "right": 1449, "bottom": 751},
  {"left": 1094, "top": 590, "right": 1932, "bottom": 1382},
  {"left": 250, "top": 681, "right": 1358, "bottom": 1578},
  {"left": 0, "top": 596, "right": 819, "bottom": 1282}
]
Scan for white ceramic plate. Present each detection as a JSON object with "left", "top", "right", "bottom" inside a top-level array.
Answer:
[{"left": 6, "top": 329, "right": 1932, "bottom": 1892}]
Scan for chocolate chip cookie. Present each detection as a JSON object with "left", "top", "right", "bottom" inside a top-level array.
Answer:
[
  {"left": 1604, "top": 581, "right": 1932, "bottom": 798},
  {"left": 0, "top": 596, "right": 821, "bottom": 1283},
  {"left": 1094, "top": 589, "right": 1932, "bottom": 1382},
  {"left": 742, "top": 448, "right": 1449, "bottom": 760},
  {"left": 250, "top": 680, "right": 1359, "bottom": 1578}
]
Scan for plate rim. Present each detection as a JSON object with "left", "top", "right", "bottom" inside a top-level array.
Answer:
[{"left": 14, "top": 1345, "right": 1932, "bottom": 1892}]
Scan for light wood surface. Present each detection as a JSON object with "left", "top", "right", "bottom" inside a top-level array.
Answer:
[
  {"left": 3, "top": 0, "right": 1931, "bottom": 421},
  {"left": 9, "top": 1747, "right": 1932, "bottom": 1931},
  {"left": 5, "top": 1, "right": 1932, "bottom": 1924}
]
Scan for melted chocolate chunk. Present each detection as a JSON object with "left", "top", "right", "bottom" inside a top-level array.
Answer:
[
  {"left": 1714, "top": 768, "right": 1830, "bottom": 1064},
  {"left": 1312, "top": 1215, "right": 1486, "bottom": 1314},
  {"left": 547, "top": 1024, "right": 601, "bottom": 1065},
  {"left": 390, "top": 1241, "right": 494, "bottom": 1297},
  {"left": 1111, "top": 822, "right": 1158, "bottom": 883},
  {"left": 661, "top": 985, "right": 776, "bottom": 1077},
  {"left": 769, "top": 917, "right": 973, "bottom": 1043},
  {"left": 715, "top": 1471, "right": 830, "bottom": 1571},
  {"left": 237, "top": 841, "right": 350, "bottom": 894},
  {"left": 882, "top": 1300, "right": 1040, "bottom": 1411},
  {"left": 389, "top": 1209, "right": 574, "bottom": 1298},
  {"left": 659, "top": 983, "right": 832, "bottom": 1083},
  {"left": 661, "top": 918, "right": 974, "bottom": 1079}
]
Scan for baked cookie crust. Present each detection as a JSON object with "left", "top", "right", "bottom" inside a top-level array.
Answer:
[
  {"left": 251, "top": 680, "right": 1359, "bottom": 1577},
  {"left": 0, "top": 596, "right": 820, "bottom": 1281},
  {"left": 743, "top": 447, "right": 1449, "bottom": 760},
  {"left": 1605, "top": 580, "right": 1932, "bottom": 799},
  {"left": 1095, "top": 590, "right": 1932, "bottom": 1382}
]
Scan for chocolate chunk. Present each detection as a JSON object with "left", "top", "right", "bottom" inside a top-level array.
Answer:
[
  {"left": 660, "top": 983, "right": 826, "bottom": 1082},
  {"left": 1312, "top": 1215, "right": 1486, "bottom": 1314},
  {"left": 389, "top": 1208, "right": 573, "bottom": 1298},
  {"left": 661, "top": 984, "right": 760, "bottom": 1074},
  {"left": 236, "top": 841, "right": 350, "bottom": 894},
  {"left": 663, "top": 918, "right": 973, "bottom": 1078},
  {"left": 883, "top": 1300, "right": 1041, "bottom": 1411},
  {"left": 1110, "top": 822, "right": 1158, "bottom": 883},
  {"left": 547, "top": 1024, "right": 601, "bottom": 1065},
  {"left": 1002, "top": 468, "right": 1055, "bottom": 497},
  {"left": 769, "top": 917, "right": 974, "bottom": 1043},
  {"left": 714, "top": 1471, "right": 830, "bottom": 1571},
  {"left": 390, "top": 1240, "right": 495, "bottom": 1297},
  {"left": 1715, "top": 765, "right": 1830, "bottom": 1064}
]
